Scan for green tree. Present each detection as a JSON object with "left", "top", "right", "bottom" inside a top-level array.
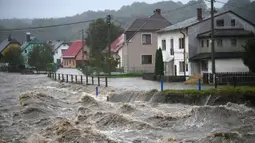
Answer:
[
  {"left": 1, "top": 46, "right": 23, "bottom": 65},
  {"left": 86, "top": 18, "right": 123, "bottom": 57},
  {"left": 154, "top": 48, "right": 164, "bottom": 75},
  {"left": 28, "top": 43, "right": 53, "bottom": 71},
  {"left": 242, "top": 38, "right": 255, "bottom": 73}
]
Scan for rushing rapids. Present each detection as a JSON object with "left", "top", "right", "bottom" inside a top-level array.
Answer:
[{"left": 0, "top": 72, "right": 255, "bottom": 143}]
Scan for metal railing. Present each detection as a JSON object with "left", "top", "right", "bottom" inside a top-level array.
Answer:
[{"left": 48, "top": 72, "right": 108, "bottom": 87}]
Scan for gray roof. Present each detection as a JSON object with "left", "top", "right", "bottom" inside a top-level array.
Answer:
[
  {"left": 158, "top": 11, "right": 237, "bottom": 32},
  {"left": 0, "top": 38, "right": 20, "bottom": 53},
  {"left": 52, "top": 41, "right": 64, "bottom": 52},
  {"left": 125, "top": 12, "right": 171, "bottom": 41},
  {"left": 21, "top": 37, "right": 41, "bottom": 51}
]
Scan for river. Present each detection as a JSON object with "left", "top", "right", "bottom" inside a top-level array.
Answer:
[{"left": 0, "top": 72, "right": 255, "bottom": 143}]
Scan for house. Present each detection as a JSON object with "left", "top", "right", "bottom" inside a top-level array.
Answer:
[
  {"left": 104, "top": 33, "right": 125, "bottom": 68},
  {"left": 121, "top": 9, "right": 171, "bottom": 73},
  {"left": 62, "top": 40, "right": 89, "bottom": 68},
  {"left": 51, "top": 41, "right": 69, "bottom": 64},
  {"left": 21, "top": 32, "right": 42, "bottom": 68},
  {"left": 157, "top": 8, "right": 255, "bottom": 76},
  {"left": 0, "top": 35, "right": 21, "bottom": 61}
]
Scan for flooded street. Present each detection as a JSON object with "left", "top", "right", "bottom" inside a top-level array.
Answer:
[{"left": 1, "top": 72, "right": 255, "bottom": 143}]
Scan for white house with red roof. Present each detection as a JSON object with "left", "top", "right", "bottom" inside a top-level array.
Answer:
[
  {"left": 62, "top": 40, "right": 89, "bottom": 68},
  {"left": 105, "top": 33, "right": 125, "bottom": 68}
]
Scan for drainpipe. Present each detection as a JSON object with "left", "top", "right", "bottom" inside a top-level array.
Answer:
[{"left": 180, "top": 29, "right": 186, "bottom": 78}]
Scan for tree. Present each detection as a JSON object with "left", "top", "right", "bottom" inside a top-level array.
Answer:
[
  {"left": 154, "top": 48, "right": 164, "bottom": 76},
  {"left": 242, "top": 38, "right": 255, "bottom": 73},
  {"left": 85, "top": 18, "right": 124, "bottom": 57},
  {"left": 1, "top": 46, "right": 23, "bottom": 65},
  {"left": 28, "top": 43, "right": 53, "bottom": 71}
]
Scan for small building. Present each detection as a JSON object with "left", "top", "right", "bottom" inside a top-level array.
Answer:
[
  {"left": 51, "top": 41, "right": 69, "bottom": 64},
  {"left": 157, "top": 9, "right": 255, "bottom": 76},
  {"left": 21, "top": 32, "right": 42, "bottom": 68},
  {"left": 62, "top": 40, "right": 89, "bottom": 68},
  {"left": 0, "top": 35, "right": 21, "bottom": 61}
]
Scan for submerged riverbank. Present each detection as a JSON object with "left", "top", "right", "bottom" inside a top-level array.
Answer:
[{"left": 1, "top": 72, "right": 255, "bottom": 143}]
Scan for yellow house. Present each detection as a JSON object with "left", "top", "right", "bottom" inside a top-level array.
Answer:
[{"left": 0, "top": 36, "right": 21, "bottom": 60}]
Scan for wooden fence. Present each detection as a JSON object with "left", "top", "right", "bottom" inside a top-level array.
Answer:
[{"left": 48, "top": 72, "right": 108, "bottom": 87}]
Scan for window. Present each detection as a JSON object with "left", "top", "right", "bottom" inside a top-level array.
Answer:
[
  {"left": 231, "top": 19, "right": 235, "bottom": 26},
  {"left": 186, "top": 64, "right": 188, "bottom": 72},
  {"left": 61, "top": 49, "right": 66, "bottom": 54},
  {"left": 231, "top": 39, "right": 237, "bottom": 47},
  {"left": 201, "top": 40, "right": 204, "bottom": 47},
  {"left": 216, "top": 19, "right": 224, "bottom": 27},
  {"left": 201, "top": 61, "right": 208, "bottom": 71},
  {"left": 179, "top": 38, "right": 184, "bottom": 49},
  {"left": 170, "top": 39, "right": 174, "bottom": 55},
  {"left": 142, "top": 34, "right": 151, "bottom": 44},
  {"left": 69, "top": 60, "right": 71, "bottom": 64},
  {"left": 206, "top": 40, "right": 209, "bottom": 47},
  {"left": 25, "top": 50, "right": 27, "bottom": 53},
  {"left": 217, "top": 39, "right": 223, "bottom": 47},
  {"left": 179, "top": 61, "right": 185, "bottom": 72},
  {"left": 161, "top": 40, "right": 166, "bottom": 50},
  {"left": 142, "top": 55, "right": 152, "bottom": 64}
]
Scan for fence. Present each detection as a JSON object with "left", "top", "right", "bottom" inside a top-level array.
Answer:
[
  {"left": 48, "top": 72, "right": 108, "bottom": 87},
  {"left": 203, "top": 72, "right": 255, "bottom": 86}
]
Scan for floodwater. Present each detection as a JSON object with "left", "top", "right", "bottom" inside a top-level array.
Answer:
[{"left": 0, "top": 72, "right": 255, "bottom": 143}]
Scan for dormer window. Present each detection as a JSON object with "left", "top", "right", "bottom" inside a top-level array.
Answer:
[
  {"left": 216, "top": 19, "right": 224, "bottom": 27},
  {"left": 231, "top": 19, "right": 236, "bottom": 26}
]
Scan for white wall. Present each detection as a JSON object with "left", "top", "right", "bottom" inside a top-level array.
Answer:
[
  {"left": 54, "top": 44, "right": 69, "bottom": 63},
  {"left": 118, "top": 48, "right": 123, "bottom": 68},
  {"left": 157, "top": 30, "right": 190, "bottom": 76},
  {"left": 208, "top": 58, "right": 249, "bottom": 73}
]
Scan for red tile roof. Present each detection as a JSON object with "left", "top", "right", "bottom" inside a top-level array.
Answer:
[
  {"left": 105, "top": 33, "right": 125, "bottom": 53},
  {"left": 62, "top": 40, "right": 85, "bottom": 58}
]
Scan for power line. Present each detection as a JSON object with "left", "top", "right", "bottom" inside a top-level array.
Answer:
[
  {"left": 112, "top": 0, "right": 203, "bottom": 26},
  {"left": 0, "top": 18, "right": 102, "bottom": 32},
  {"left": 205, "top": 0, "right": 255, "bottom": 12}
]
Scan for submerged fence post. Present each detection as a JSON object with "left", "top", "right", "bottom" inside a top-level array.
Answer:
[
  {"left": 233, "top": 76, "right": 236, "bottom": 88},
  {"left": 106, "top": 96, "right": 109, "bottom": 102},
  {"left": 86, "top": 74, "right": 88, "bottom": 85},
  {"left": 71, "top": 75, "right": 73, "bottom": 83},
  {"left": 92, "top": 76, "right": 94, "bottom": 85},
  {"left": 54, "top": 73, "right": 57, "bottom": 80},
  {"left": 81, "top": 75, "right": 83, "bottom": 84},
  {"left": 75, "top": 75, "right": 77, "bottom": 83},
  {"left": 98, "top": 77, "right": 100, "bottom": 86},
  {"left": 62, "top": 74, "right": 64, "bottom": 81},
  {"left": 105, "top": 77, "right": 108, "bottom": 87},
  {"left": 58, "top": 74, "right": 60, "bottom": 81},
  {"left": 66, "top": 74, "right": 68, "bottom": 83},
  {"left": 160, "top": 79, "right": 164, "bottom": 91},
  {"left": 215, "top": 76, "right": 218, "bottom": 88},
  {"left": 96, "top": 87, "right": 98, "bottom": 97},
  {"left": 198, "top": 78, "right": 201, "bottom": 91}
]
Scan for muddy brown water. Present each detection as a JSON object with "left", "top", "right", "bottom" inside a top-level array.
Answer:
[{"left": 0, "top": 72, "right": 255, "bottom": 143}]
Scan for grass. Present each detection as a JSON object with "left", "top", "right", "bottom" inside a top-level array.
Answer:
[
  {"left": 162, "top": 86, "right": 255, "bottom": 96},
  {"left": 108, "top": 73, "right": 143, "bottom": 78}
]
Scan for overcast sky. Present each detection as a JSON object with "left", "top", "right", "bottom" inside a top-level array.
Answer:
[{"left": 0, "top": 0, "right": 228, "bottom": 19}]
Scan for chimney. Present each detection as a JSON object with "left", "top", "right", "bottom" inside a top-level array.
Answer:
[
  {"left": 26, "top": 32, "right": 31, "bottom": 42},
  {"left": 154, "top": 9, "right": 161, "bottom": 15},
  {"left": 197, "top": 8, "right": 203, "bottom": 21}
]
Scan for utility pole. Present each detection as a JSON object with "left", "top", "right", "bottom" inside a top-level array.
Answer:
[
  {"left": 211, "top": 0, "right": 216, "bottom": 78},
  {"left": 81, "top": 29, "right": 85, "bottom": 67},
  {"left": 107, "top": 15, "right": 111, "bottom": 76}
]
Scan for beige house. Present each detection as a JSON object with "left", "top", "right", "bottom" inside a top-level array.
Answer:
[{"left": 120, "top": 9, "right": 171, "bottom": 73}]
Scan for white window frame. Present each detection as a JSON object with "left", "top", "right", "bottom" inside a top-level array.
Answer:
[
  {"left": 161, "top": 39, "right": 166, "bottom": 51},
  {"left": 141, "top": 33, "right": 152, "bottom": 45},
  {"left": 141, "top": 54, "right": 153, "bottom": 65}
]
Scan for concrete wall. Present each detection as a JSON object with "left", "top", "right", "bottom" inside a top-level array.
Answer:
[
  {"left": 208, "top": 58, "right": 249, "bottom": 73},
  {"left": 123, "top": 32, "right": 158, "bottom": 73},
  {"left": 53, "top": 44, "right": 69, "bottom": 64},
  {"left": 157, "top": 30, "right": 190, "bottom": 76}
]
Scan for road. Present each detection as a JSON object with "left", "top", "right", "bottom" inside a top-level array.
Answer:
[{"left": 56, "top": 68, "right": 213, "bottom": 91}]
